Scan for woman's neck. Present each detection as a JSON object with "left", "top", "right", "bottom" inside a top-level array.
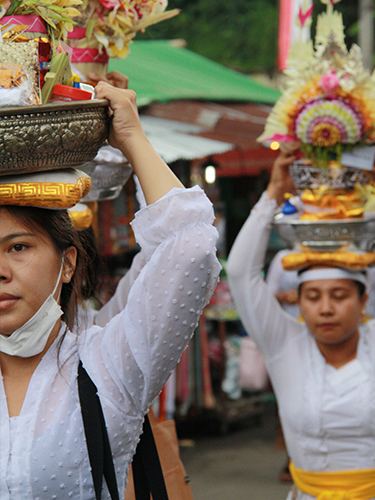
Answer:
[
  {"left": 315, "top": 330, "right": 360, "bottom": 369},
  {"left": 0, "top": 320, "right": 62, "bottom": 417}
]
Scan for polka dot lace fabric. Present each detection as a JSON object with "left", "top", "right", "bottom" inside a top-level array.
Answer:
[{"left": 0, "top": 186, "right": 221, "bottom": 500}]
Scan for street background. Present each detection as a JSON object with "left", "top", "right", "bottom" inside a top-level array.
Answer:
[{"left": 179, "top": 401, "right": 292, "bottom": 500}]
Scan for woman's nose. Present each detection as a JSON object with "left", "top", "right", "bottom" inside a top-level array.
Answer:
[
  {"left": 319, "top": 295, "right": 334, "bottom": 315},
  {"left": 0, "top": 256, "right": 12, "bottom": 282}
]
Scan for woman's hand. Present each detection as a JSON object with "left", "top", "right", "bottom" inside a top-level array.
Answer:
[
  {"left": 266, "top": 152, "right": 296, "bottom": 205},
  {"left": 88, "top": 71, "right": 129, "bottom": 89},
  {"left": 95, "top": 82, "right": 145, "bottom": 153},
  {"left": 276, "top": 289, "right": 298, "bottom": 305},
  {"left": 94, "top": 81, "right": 184, "bottom": 205}
]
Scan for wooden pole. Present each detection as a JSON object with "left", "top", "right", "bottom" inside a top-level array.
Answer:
[{"left": 359, "top": 0, "right": 374, "bottom": 70}]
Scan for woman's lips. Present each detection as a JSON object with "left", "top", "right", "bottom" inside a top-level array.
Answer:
[
  {"left": 318, "top": 323, "right": 339, "bottom": 329},
  {"left": 0, "top": 294, "right": 19, "bottom": 311}
]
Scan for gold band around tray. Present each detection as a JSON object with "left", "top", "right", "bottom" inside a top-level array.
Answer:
[
  {"left": 282, "top": 251, "right": 375, "bottom": 271},
  {"left": 0, "top": 178, "right": 91, "bottom": 208}
]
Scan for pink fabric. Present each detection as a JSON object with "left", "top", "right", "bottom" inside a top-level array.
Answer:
[
  {"left": 0, "top": 14, "right": 47, "bottom": 33},
  {"left": 67, "top": 27, "right": 87, "bottom": 39},
  {"left": 277, "top": 0, "right": 293, "bottom": 71},
  {"left": 71, "top": 47, "right": 109, "bottom": 63}
]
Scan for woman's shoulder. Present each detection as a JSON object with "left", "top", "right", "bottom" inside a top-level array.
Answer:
[
  {"left": 359, "top": 320, "right": 375, "bottom": 354},
  {"left": 362, "top": 318, "right": 375, "bottom": 332}
]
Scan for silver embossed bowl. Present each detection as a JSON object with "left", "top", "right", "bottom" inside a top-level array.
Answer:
[
  {"left": 289, "top": 160, "right": 372, "bottom": 190},
  {"left": 0, "top": 99, "right": 110, "bottom": 175},
  {"left": 81, "top": 162, "right": 133, "bottom": 202},
  {"left": 273, "top": 214, "right": 375, "bottom": 251}
]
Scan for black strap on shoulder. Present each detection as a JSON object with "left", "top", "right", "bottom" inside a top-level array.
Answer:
[
  {"left": 78, "top": 360, "right": 169, "bottom": 500},
  {"left": 132, "top": 414, "right": 169, "bottom": 500},
  {"left": 78, "top": 360, "right": 120, "bottom": 500}
]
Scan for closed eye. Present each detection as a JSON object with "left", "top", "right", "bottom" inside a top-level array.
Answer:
[
  {"left": 333, "top": 293, "right": 349, "bottom": 300},
  {"left": 305, "top": 294, "right": 319, "bottom": 301}
]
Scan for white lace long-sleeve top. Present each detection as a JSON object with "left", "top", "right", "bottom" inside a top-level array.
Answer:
[
  {"left": 227, "top": 192, "right": 375, "bottom": 500},
  {"left": 0, "top": 186, "right": 221, "bottom": 500},
  {"left": 76, "top": 250, "right": 147, "bottom": 332}
]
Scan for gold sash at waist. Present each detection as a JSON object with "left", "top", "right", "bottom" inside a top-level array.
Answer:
[{"left": 290, "top": 461, "right": 375, "bottom": 500}]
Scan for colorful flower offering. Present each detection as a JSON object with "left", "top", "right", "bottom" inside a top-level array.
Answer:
[
  {"left": 260, "top": 0, "right": 375, "bottom": 221},
  {"left": 72, "top": 0, "right": 179, "bottom": 59},
  {"left": 259, "top": 0, "right": 375, "bottom": 165},
  {"left": 0, "top": 0, "right": 178, "bottom": 104}
]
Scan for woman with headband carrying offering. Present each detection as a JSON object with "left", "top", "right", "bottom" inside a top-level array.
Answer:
[
  {"left": 227, "top": 1, "right": 375, "bottom": 496},
  {"left": 227, "top": 152, "right": 375, "bottom": 500}
]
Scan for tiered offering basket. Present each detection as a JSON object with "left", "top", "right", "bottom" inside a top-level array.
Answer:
[{"left": 273, "top": 159, "right": 375, "bottom": 252}]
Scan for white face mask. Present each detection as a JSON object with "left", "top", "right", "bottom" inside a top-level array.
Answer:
[{"left": 0, "top": 257, "right": 65, "bottom": 358}]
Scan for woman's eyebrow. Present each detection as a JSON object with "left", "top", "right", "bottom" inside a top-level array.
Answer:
[
  {"left": 303, "top": 286, "right": 320, "bottom": 292},
  {"left": 0, "top": 232, "right": 35, "bottom": 243}
]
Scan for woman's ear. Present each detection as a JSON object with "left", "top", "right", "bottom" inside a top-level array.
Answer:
[
  {"left": 62, "top": 246, "right": 77, "bottom": 283},
  {"left": 361, "top": 291, "right": 368, "bottom": 313}
]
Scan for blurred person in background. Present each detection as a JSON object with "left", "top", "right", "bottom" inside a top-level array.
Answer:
[{"left": 227, "top": 152, "right": 375, "bottom": 500}]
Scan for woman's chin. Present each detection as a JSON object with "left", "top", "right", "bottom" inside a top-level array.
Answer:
[{"left": 313, "top": 330, "right": 356, "bottom": 346}]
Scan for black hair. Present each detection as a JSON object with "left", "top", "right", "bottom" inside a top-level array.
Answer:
[
  {"left": 77, "top": 226, "right": 103, "bottom": 302},
  {"left": 1, "top": 205, "right": 97, "bottom": 330}
]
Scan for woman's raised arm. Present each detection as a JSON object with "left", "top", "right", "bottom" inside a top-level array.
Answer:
[
  {"left": 226, "top": 152, "right": 300, "bottom": 358},
  {"left": 95, "top": 83, "right": 184, "bottom": 205}
]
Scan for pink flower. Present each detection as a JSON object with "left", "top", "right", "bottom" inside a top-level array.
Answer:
[
  {"left": 319, "top": 73, "right": 340, "bottom": 93},
  {"left": 263, "top": 133, "right": 297, "bottom": 142},
  {"left": 298, "top": 4, "right": 313, "bottom": 28},
  {"left": 96, "top": 0, "right": 121, "bottom": 10}
]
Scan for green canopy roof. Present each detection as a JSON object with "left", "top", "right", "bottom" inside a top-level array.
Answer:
[{"left": 108, "top": 41, "right": 281, "bottom": 107}]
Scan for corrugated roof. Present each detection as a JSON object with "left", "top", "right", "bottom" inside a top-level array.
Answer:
[
  {"left": 139, "top": 115, "right": 234, "bottom": 163},
  {"left": 108, "top": 41, "right": 281, "bottom": 107},
  {"left": 142, "top": 100, "right": 279, "bottom": 175}
]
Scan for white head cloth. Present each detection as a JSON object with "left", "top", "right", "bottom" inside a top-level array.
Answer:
[{"left": 298, "top": 268, "right": 368, "bottom": 288}]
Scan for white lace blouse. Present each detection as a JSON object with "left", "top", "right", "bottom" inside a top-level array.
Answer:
[
  {"left": 227, "top": 192, "right": 375, "bottom": 500},
  {"left": 0, "top": 186, "right": 221, "bottom": 500},
  {"left": 76, "top": 250, "right": 147, "bottom": 333}
]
